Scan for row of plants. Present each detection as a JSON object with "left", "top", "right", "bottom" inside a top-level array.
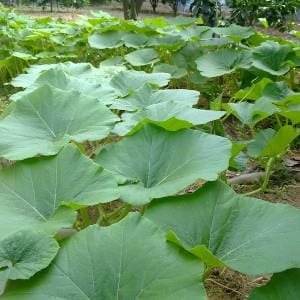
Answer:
[{"left": 0, "top": 7, "right": 299, "bottom": 298}]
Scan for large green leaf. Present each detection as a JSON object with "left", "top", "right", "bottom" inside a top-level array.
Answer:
[
  {"left": 122, "top": 32, "right": 149, "bottom": 48},
  {"left": 11, "top": 69, "right": 118, "bottom": 105},
  {"left": 113, "top": 101, "right": 225, "bottom": 135},
  {"left": 0, "top": 231, "right": 59, "bottom": 280},
  {"left": 11, "top": 62, "right": 124, "bottom": 89},
  {"left": 276, "top": 94, "right": 300, "bottom": 124},
  {"left": 0, "top": 145, "right": 118, "bottom": 238},
  {"left": 11, "top": 62, "right": 107, "bottom": 88},
  {"left": 249, "top": 269, "right": 300, "bottom": 299},
  {"left": 145, "top": 181, "right": 300, "bottom": 275},
  {"left": 124, "top": 48, "right": 159, "bottom": 66},
  {"left": 234, "top": 78, "right": 273, "bottom": 101},
  {"left": 88, "top": 31, "right": 123, "bottom": 49},
  {"left": 0, "top": 85, "right": 119, "bottom": 160},
  {"left": 229, "top": 81, "right": 297, "bottom": 125},
  {"left": 257, "top": 81, "right": 294, "bottom": 103},
  {"left": 153, "top": 63, "right": 187, "bottom": 79},
  {"left": 89, "top": 31, "right": 152, "bottom": 49},
  {"left": 227, "top": 101, "right": 278, "bottom": 126},
  {"left": 247, "top": 128, "right": 275, "bottom": 158},
  {"left": 196, "top": 49, "right": 251, "bottom": 77},
  {"left": 2, "top": 214, "right": 207, "bottom": 300},
  {"left": 252, "top": 41, "right": 292, "bottom": 75},
  {"left": 110, "top": 70, "right": 170, "bottom": 97},
  {"left": 96, "top": 125, "right": 231, "bottom": 205},
  {"left": 110, "top": 84, "right": 199, "bottom": 111},
  {"left": 248, "top": 126, "right": 299, "bottom": 158},
  {"left": 213, "top": 24, "right": 254, "bottom": 42}
]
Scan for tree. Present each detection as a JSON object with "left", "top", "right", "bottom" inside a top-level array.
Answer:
[{"left": 122, "top": 0, "right": 144, "bottom": 19}]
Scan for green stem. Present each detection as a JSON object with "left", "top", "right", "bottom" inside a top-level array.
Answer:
[
  {"left": 80, "top": 207, "right": 90, "bottom": 228},
  {"left": 108, "top": 204, "right": 132, "bottom": 224},
  {"left": 243, "top": 187, "right": 262, "bottom": 196},
  {"left": 97, "top": 204, "right": 107, "bottom": 225},
  {"left": 243, "top": 157, "right": 274, "bottom": 196},
  {"left": 261, "top": 157, "right": 274, "bottom": 191},
  {"left": 98, "top": 204, "right": 132, "bottom": 225},
  {"left": 275, "top": 114, "right": 282, "bottom": 128},
  {"left": 249, "top": 125, "right": 255, "bottom": 138}
]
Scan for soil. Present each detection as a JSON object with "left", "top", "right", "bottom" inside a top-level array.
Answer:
[{"left": 17, "top": 2, "right": 177, "bottom": 20}]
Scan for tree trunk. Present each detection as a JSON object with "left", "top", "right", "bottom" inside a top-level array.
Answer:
[
  {"left": 150, "top": 0, "right": 157, "bottom": 13},
  {"left": 172, "top": 1, "right": 178, "bottom": 16},
  {"left": 135, "top": 0, "right": 144, "bottom": 14},
  {"left": 130, "top": 0, "right": 138, "bottom": 20},
  {"left": 122, "top": 0, "right": 130, "bottom": 19}
]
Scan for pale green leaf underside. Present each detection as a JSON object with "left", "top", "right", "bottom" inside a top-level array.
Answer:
[
  {"left": 2, "top": 214, "right": 207, "bottom": 300},
  {"left": 11, "top": 69, "right": 118, "bottom": 105},
  {"left": 110, "top": 84, "right": 199, "bottom": 111},
  {"left": 11, "top": 62, "right": 108, "bottom": 88},
  {"left": 0, "top": 231, "right": 59, "bottom": 281},
  {"left": 0, "top": 85, "right": 119, "bottom": 160},
  {"left": 0, "top": 145, "right": 118, "bottom": 238},
  {"left": 110, "top": 70, "right": 170, "bottom": 96},
  {"left": 113, "top": 101, "right": 225, "bottom": 135},
  {"left": 96, "top": 125, "right": 231, "bottom": 205},
  {"left": 145, "top": 181, "right": 300, "bottom": 276}
]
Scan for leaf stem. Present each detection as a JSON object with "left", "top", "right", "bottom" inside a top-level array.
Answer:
[
  {"left": 261, "top": 157, "right": 274, "bottom": 191},
  {"left": 79, "top": 207, "right": 90, "bottom": 228},
  {"left": 243, "top": 157, "right": 274, "bottom": 196},
  {"left": 275, "top": 113, "right": 282, "bottom": 128}
]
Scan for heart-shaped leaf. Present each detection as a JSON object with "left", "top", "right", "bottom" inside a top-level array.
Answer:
[
  {"left": 276, "top": 94, "right": 300, "bottom": 124},
  {"left": 196, "top": 49, "right": 252, "bottom": 77},
  {"left": 11, "top": 62, "right": 110, "bottom": 88},
  {"left": 227, "top": 101, "right": 279, "bottom": 126},
  {"left": 234, "top": 78, "right": 273, "bottom": 101},
  {"left": 153, "top": 63, "right": 187, "bottom": 79},
  {"left": 11, "top": 69, "right": 118, "bottom": 105},
  {"left": 111, "top": 84, "right": 199, "bottom": 111},
  {"left": 2, "top": 214, "right": 207, "bottom": 300},
  {"left": 145, "top": 181, "right": 300, "bottom": 275},
  {"left": 110, "top": 70, "right": 170, "bottom": 97},
  {"left": 0, "top": 145, "right": 118, "bottom": 238},
  {"left": 124, "top": 48, "right": 159, "bottom": 66},
  {"left": 252, "top": 41, "right": 292, "bottom": 75},
  {"left": 248, "top": 126, "right": 299, "bottom": 158},
  {"left": 88, "top": 31, "right": 123, "bottom": 49},
  {"left": 96, "top": 125, "right": 231, "bottom": 205},
  {"left": 213, "top": 24, "right": 254, "bottom": 42},
  {"left": 0, "top": 230, "right": 59, "bottom": 280},
  {"left": 0, "top": 85, "right": 119, "bottom": 160},
  {"left": 113, "top": 101, "right": 225, "bottom": 135}
]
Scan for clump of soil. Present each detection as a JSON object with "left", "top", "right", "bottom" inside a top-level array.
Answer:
[{"left": 205, "top": 268, "right": 270, "bottom": 299}]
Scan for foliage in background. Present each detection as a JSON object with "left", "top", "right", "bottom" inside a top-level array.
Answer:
[
  {"left": 228, "top": 0, "right": 300, "bottom": 30},
  {"left": 191, "top": 0, "right": 220, "bottom": 26}
]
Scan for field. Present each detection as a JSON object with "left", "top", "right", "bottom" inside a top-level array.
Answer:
[{"left": 0, "top": 4, "right": 300, "bottom": 299}]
